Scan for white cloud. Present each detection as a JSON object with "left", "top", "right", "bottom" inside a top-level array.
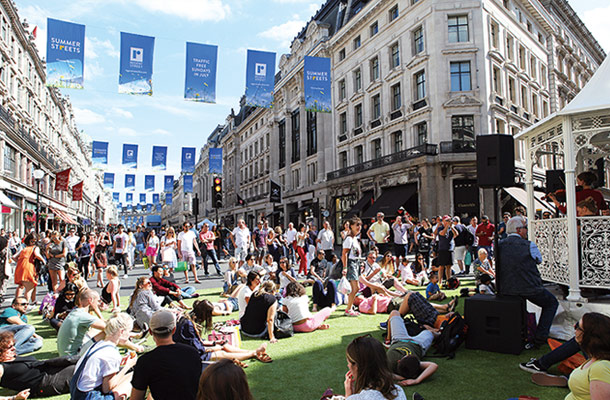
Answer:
[
  {"left": 85, "top": 61, "right": 104, "bottom": 80},
  {"left": 130, "top": 0, "right": 231, "bottom": 22},
  {"left": 581, "top": 6, "right": 610, "bottom": 52},
  {"left": 86, "top": 37, "right": 120, "bottom": 60},
  {"left": 152, "top": 128, "right": 171, "bottom": 136},
  {"left": 259, "top": 20, "right": 307, "bottom": 48},
  {"left": 110, "top": 107, "right": 134, "bottom": 119},
  {"left": 73, "top": 107, "right": 106, "bottom": 125},
  {"left": 118, "top": 127, "right": 139, "bottom": 137}
]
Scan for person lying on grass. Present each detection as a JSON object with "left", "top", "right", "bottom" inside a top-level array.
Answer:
[
  {"left": 173, "top": 300, "right": 272, "bottom": 364},
  {"left": 354, "top": 293, "right": 392, "bottom": 315},
  {"left": 380, "top": 291, "right": 457, "bottom": 331},
  {"left": 282, "top": 282, "right": 334, "bottom": 333}
]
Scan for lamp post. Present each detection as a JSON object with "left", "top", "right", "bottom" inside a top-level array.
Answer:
[{"left": 33, "top": 168, "right": 44, "bottom": 234}]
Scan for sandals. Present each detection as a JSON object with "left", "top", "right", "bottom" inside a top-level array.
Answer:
[
  {"left": 255, "top": 352, "right": 273, "bottom": 363},
  {"left": 233, "top": 360, "right": 248, "bottom": 368},
  {"left": 344, "top": 309, "right": 360, "bottom": 317}
]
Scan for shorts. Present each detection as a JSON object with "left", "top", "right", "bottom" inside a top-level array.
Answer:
[
  {"left": 146, "top": 246, "right": 158, "bottom": 257},
  {"left": 181, "top": 251, "right": 196, "bottom": 265},
  {"left": 389, "top": 315, "right": 434, "bottom": 354},
  {"left": 437, "top": 250, "right": 453, "bottom": 266},
  {"left": 454, "top": 246, "right": 467, "bottom": 262},
  {"left": 346, "top": 258, "right": 360, "bottom": 281},
  {"left": 394, "top": 243, "right": 407, "bottom": 258},
  {"left": 228, "top": 297, "right": 239, "bottom": 311},
  {"left": 235, "top": 247, "right": 248, "bottom": 262},
  {"left": 136, "top": 243, "right": 145, "bottom": 253},
  {"left": 407, "top": 292, "right": 438, "bottom": 327}
]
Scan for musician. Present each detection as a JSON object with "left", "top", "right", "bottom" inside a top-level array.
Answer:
[{"left": 547, "top": 171, "right": 608, "bottom": 215}]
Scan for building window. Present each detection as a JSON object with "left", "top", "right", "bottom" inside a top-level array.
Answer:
[
  {"left": 355, "top": 145, "right": 364, "bottom": 164},
  {"left": 532, "top": 93, "right": 538, "bottom": 117},
  {"left": 339, "top": 48, "right": 346, "bottom": 61},
  {"left": 389, "top": 5, "right": 399, "bottom": 22},
  {"left": 492, "top": 66, "right": 502, "bottom": 95},
  {"left": 354, "top": 104, "right": 363, "bottom": 128},
  {"left": 542, "top": 100, "right": 549, "bottom": 118},
  {"left": 390, "top": 43, "right": 400, "bottom": 68},
  {"left": 490, "top": 20, "right": 499, "bottom": 49},
  {"left": 393, "top": 131, "right": 403, "bottom": 152},
  {"left": 391, "top": 83, "right": 401, "bottom": 111},
  {"left": 370, "top": 21, "right": 378, "bottom": 37},
  {"left": 307, "top": 163, "right": 317, "bottom": 185},
  {"left": 530, "top": 56, "right": 537, "bottom": 80},
  {"left": 506, "top": 35, "right": 514, "bottom": 61},
  {"left": 519, "top": 45, "right": 526, "bottom": 70},
  {"left": 415, "top": 70, "right": 426, "bottom": 100},
  {"left": 372, "top": 94, "right": 381, "bottom": 120},
  {"left": 370, "top": 56, "right": 379, "bottom": 81},
  {"left": 521, "top": 86, "right": 528, "bottom": 111},
  {"left": 448, "top": 15, "right": 469, "bottom": 43},
  {"left": 340, "top": 151, "right": 348, "bottom": 169},
  {"left": 291, "top": 109, "right": 300, "bottom": 163},
  {"left": 354, "top": 68, "right": 362, "bottom": 91},
  {"left": 416, "top": 122, "right": 428, "bottom": 145},
  {"left": 451, "top": 115, "right": 475, "bottom": 143},
  {"left": 508, "top": 76, "right": 516, "bottom": 103},
  {"left": 353, "top": 35, "right": 361, "bottom": 50},
  {"left": 372, "top": 139, "right": 382, "bottom": 159},
  {"left": 339, "top": 79, "right": 346, "bottom": 100},
  {"left": 306, "top": 111, "right": 317, "bottom": 156},
  {"left": 413, "top": 26, "right": 424, "bottom": 55},
  {"left": 496, "top": 119, "right": 506, "bottom": 134},
  {"left": 340, "top": 112, "right": 347, "bottom": 135},
  {"left": 3, "top": 145, "right": 16, "bottom": 177},
  {"left": 450, "top": 61, "right": 471, "bottom": 92}
]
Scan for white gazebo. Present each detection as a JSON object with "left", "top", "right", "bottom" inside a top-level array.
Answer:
[{"left": 516, "top": 56, "right": 610, "bottom": 305}]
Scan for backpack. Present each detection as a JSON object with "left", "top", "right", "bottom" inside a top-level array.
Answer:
[
  {"left": 455, "top": 226, "right": 474, "bottom": 247},
  {"left": 431, "top": 312, "right": 467, "bottom": 358}
]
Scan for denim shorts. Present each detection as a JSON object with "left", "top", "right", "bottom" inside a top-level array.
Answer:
[{"left": 346, "top": 258, "right": 360, "bottom": 281}]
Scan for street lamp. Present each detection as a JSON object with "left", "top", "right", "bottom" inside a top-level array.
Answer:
[{"left": 33, "top": 168, "right": 44, "bottom": 234}]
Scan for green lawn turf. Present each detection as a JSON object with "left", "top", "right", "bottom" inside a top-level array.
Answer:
[{"left": 1, "top": 280, "right": 571, "bottom": 400}]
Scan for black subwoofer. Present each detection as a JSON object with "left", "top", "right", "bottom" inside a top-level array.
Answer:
[{"left": 476, "top": 134, "right": 515, "bottom": 188}]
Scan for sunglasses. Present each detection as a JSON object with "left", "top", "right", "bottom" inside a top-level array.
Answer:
[{"left": 16, "top": 302, "right": 28, "bottom": 306}]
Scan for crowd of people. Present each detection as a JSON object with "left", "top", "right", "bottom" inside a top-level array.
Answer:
[{"left": 0, "top": 199, "right": 607, "bottom": 399}]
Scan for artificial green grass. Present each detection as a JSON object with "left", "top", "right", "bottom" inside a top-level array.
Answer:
[{"left": 1, "top": 282, "right": 570, "bottom": 400}]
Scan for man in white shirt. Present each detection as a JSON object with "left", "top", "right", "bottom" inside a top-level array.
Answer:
[
  {"left": 112, "top": 225, "right": 129, "bottom": 278},
  {"left": 177, "top": 221, "right": 201, "bottom": 284},
  {"left": 65, "top": 228, "right": 80, "bottom": 263},
  {"left": 284, "top": 222, "right": 297, "bottom": 265},
  {"left": 391, "top": 215, "right": 412, "bottom": 262},
  {"left": 316, "top": 221, "right": 335, "bottom": 261},
  {"left": 230, "top": 219, "right": 251, "bottom": 267}
]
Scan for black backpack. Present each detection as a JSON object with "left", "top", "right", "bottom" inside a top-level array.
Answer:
[
  {"left": 455, "top": 225, "right": 474, "bottom": 247},
  {"left": 431, "top": 312, "right": 467, "bottom": 359}
]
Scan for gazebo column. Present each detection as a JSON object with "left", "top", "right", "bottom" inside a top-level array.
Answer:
[
  {"left": 525, "top": 140, "right": 535, "bottom": 230},
  {"left": 562, "top": 116, "right": 582, "bottom": 301}
]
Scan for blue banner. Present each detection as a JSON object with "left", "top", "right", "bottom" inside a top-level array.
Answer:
[
  {"left": 136, "top": 203, "right": 142, "bottom": 211},
  {"left": 103, "top": 173, "right": 114, "bottom": 189},
  {"left": 209, "top": 148, "right": 223, "bottom": 174},
  {"left": 184, "top": 175, "right": 193, "bottom": 193},
  {"left": 166, "top": 193, "right": 173, "bottom": 205},
  {"left": 92, "top": 141, "right": 108, "bottom": 169},
  {"left": 122, "top": 144, "right": 138, "bottom": 169},
  {"left": 140, "top": 193, "right": 146, "bottom": 203},
  {"left": 119, "top": 32, "right": 155, "bottom": 95},
  {"left": 156, "top": 203, "right": 162, "bottom": 211},
  {"left": 164, "top": 175, "right": 174, "bottom": 192},
  {"left": 151, "top": 146, "right": 167, "bottom": 170},
  {"left": 125, "top": 174, "right": 135, "bottom": 191},
  {"left": 152, "top": 193, "right": 160, "bottom": 204},
  {"left": 113, "top": 192, "right": 120, "bottom": 203},
  {"left": 185, "top": 42, "right": 218, "bottom": 103},
  {"left": 147, "top": 203, "right": 153, "bottom": 212},
  {"left": 145, "top": 175, "right": 155, "bottom": 192},
  {"left": 245, "top": 50, "right": 276, "bottom": 108},
  {"left": 46, "top": 18, "right": 85, "bottom": 89},
  {"left": 181, "top": 147, "right": 196, "bottom": 173},
  {"left": 126, "top": 193, "right": 133, "bottom": 203},
  {"left": 304, "top": 56, "right": 332, "bottom": 113}
]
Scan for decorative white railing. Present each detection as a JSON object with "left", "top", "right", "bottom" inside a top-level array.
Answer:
[
  {"left": 579, "top": 216, "right": 610, "bottom": 289},
  {"left": 532, "top": 218, "right": 570, "bottom": 285}
]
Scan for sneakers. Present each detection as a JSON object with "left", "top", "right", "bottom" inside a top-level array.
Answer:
[
  {"left": 382, "top": 339, "right": 391, "bottom": 349},
  {"left": 524, "top": 342, "right": 541, "bottom": 350},
  {"left": 344, "top": 309, "right": 360, "bottom": 317},
  {"left": 123, "top": 274, "right": 129, "bottom": 279},
  {"left": 413, "top": 393, "right": 425, "bottom": 400},
  {"left": 379, "top": 321, "right": 388, "bottom": 331},
  {"left": 519, "top": 358, "right": 545, "bottom": 374}
]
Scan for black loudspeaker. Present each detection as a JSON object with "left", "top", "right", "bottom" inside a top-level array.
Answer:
[
  {"left": 546, "top": 169, "right": 565, "bottom": 192},
  {"left": 464, "top": 294, "right": 525, "bottom": 355},
  {"left": 476, "top": 134, "right": 515, "bottom": 188}
]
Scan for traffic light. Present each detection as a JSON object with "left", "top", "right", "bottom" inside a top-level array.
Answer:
[{"left": 213, "top": 177, "right": 223, "bottom": 208}]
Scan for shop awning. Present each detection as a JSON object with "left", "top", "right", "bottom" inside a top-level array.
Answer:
[
  {"left": 344, "top": 191, "right": 374, "bottom": 219},
  {"left": 0, "top": 191, "right": 19, "bottom": 209},
  {"left": 50, "top": 207, "right": 80, "bottom": 225},
  {"left": 503, "top": 187, "right": 555, "bottom": 213},
  {"left": 362, "top": 184, "right": 417, "bottom": 220}
]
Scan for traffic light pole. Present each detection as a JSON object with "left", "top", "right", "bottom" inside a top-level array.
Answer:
[{"left": 194, "top": 193, "right": 199, "bottom": 228}]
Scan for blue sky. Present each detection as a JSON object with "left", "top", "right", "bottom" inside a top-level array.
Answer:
[{"left": 15, "top": 0, "right": 610, "bottom": 198}]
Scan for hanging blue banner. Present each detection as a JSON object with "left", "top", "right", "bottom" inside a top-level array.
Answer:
[
  {"left": 103, "top": 173, "right": 114, "bottom": 189},
  {"left": 184, "top": 175, "right": 193, "bottom": 193},
  {"left": 151, "top": 146, "right": 167, "bottom": 170},
  {"left": 136, "top": 203, "right": 142, "bottom": 211},
  {"left": 140, "top": 193, "right": 146, "bottom": 203},
  {"left": 152, "top": 193, "right": 160, "bottom": 204},
  {"left": 147, "top": 203, "right": 153, "bottom": 212},
  {"left": 164, "top": 175, "right": 174, "bottom": 192},
  {"left": 209, "top": 148, "right": 223, "bottom": 174},
  {"left": 126, "top": 193, "right": 133, "bottom": 203},
  {"left": 122, "top": 144, "right": 138, "bottom": 169},
  {"left": 125, "top": 174, "right": 135, "bottom": 191},
  {"left": 46, "top": 18, "right": 85, "bottom": 89},
  {"left": 145, "top": 175, "right": 155, "bottom": 192},
  {"left": 92, "top": 141, "right": 108, "bottom": 169},
  {"left": 245, "top": 49, "right": 276, "bottom": 108},
  {"left": 166, "top": 193, "right": 173, "bottom": 205},
  {"left": 119, "top": 32, "right": 155, "bottom": 95},
  {"left": 156, "top": 203, "right": 162, "bottom": 211},
  {"left": 113, "top": 192, "right": 120, "bottom": 203},
  {"left": 181, "top": 147, "right": 196, "bottom": 173},
  {"left": 185, "top": 42, "right": 218, "bottom": 103},
  {"left": 304, "top": 56, "right": 332, "bottom": 113}
]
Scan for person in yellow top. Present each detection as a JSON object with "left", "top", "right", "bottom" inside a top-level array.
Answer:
[{"left": 367, "top": 212, "right": 390, "bottom": 255}]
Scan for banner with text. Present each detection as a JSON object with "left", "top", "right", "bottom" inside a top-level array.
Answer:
[
  {"left": 245, "top": 50, "right": 276, "bottom": 108},
  {"left": 103, "top": 173, "right": 114, "bottom": 189},
  {"left": 119, "top": 32, "right": 155, "bottom": 95},
  {"left": 140, "top": 193, "right": 146, "bottom": 203},
  {"left": 125, "top": 174, "right": 135, "bottom": 191},
  {"left": 151, "top": 146, "right": 167, "bottom": 170},
  {"left": 209, "top": 148, "right": 223, "bottom": 174},
  {"left": 184, "top": 175, "right": 193, "bottom": 193},
  {"left": 55, "top": 168, "right": 71, "bottom": 191},
  {"left": 122, "top": 144, "right": 138, "bottom": 169},
  {"left": 46, "top": 18, "right": 85, "bottom": 89},
  {"left": 185, "top": 42, "right": 218, "bottom": 103},
  {"left": 156, "top": 204, "right": 162, "bottom": 211},
  {"left": 164, "top": 175, "right": 174, "bottom": 192},
  {"left": 113, "top": 192, "right": 120, "bottom": 203},
  {"left": 72, "top": 181, "right": 83, "bottom": 201},
  {"left": 126, "top": 193, "right": 133, "bottom": 203},
  {"left": 304, "top": 56, "right": 332, "bottom": 113},
  {"left": 152, "top": 193, "right": 160, "bottom": 204},
  {"left": 92, "top": 141, "right": 108, "bottom": 169},
  {"left": 145, "top": 175, "right": 155, "bottom": 192},
  {"left": 181, "top": 147, "right": 196, "bottom": 173},
  {"left": 165, "top": 193, "right": 173, "bottom": 205}
]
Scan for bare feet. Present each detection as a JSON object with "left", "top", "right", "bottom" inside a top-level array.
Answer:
[{"left": 317, "top": 324, "right": 330, "bottom": 330}]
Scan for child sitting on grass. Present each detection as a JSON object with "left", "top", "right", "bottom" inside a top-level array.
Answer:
[{"left": 425, "top": 274, "right": 446, "bottom": 301}]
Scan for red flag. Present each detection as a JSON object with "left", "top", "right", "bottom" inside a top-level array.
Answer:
[
  {"left": 32, "top": 26, "right": 37, "bottom": 39},
  {"left": 55, "top": 168, "right": 71, "bottom": 191},
  {"left": 72, "top": 181, "right": 84, "bottom": 201}
]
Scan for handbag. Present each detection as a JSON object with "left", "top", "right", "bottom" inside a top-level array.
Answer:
[
  {"left": 273, "top": 310, "right": 294, "bottom": 339},
  {"left": 337, "top": 276, "right": 351, "bottom": 295},
  {"left": 142, "top": 256, "right": 150, "bottom": 269},
  {"left": 176, "top": 261, "right": 188, "bottom": 272}
]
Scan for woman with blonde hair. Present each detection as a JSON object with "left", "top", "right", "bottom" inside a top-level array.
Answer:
[
  {"left": 160, "top": 227, "right": 178, "bottom": 272},
  {"left": 129, "top": 277, "right": 162, "bottom": 329},
  {"left": 101, "top": 265, "right": 121, "bottom": 313},
  {"left": 46, "top": 231, "right": 68, "bottom": 293}
]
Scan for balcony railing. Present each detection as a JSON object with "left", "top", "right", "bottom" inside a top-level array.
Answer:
[
  {"left": 439, "top": 140, "right": 476, "bottom": 153},
  {"left": 327, "top": 143, "right": 437, "bottom": 180},
  {"left": 0, "top": 105, "right": 15, "bottom": 127}
]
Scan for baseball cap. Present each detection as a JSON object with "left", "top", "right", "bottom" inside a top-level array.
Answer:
[
  {"left": 149, "top": 309, "right": 176, "bottom": 334},
  {"left": 442, "top": 215, "right": 451, "bottom": 221}
]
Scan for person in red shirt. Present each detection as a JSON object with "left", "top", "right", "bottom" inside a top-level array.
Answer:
[
  {"left": 150, "top": 265, "right": 193, "bottom": 309},
  {"left": 548, "top": 171, "right": 609, "bottom": 215},
  {"left": 475, "top": 215, "right": 495, "bottom": 265}
]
